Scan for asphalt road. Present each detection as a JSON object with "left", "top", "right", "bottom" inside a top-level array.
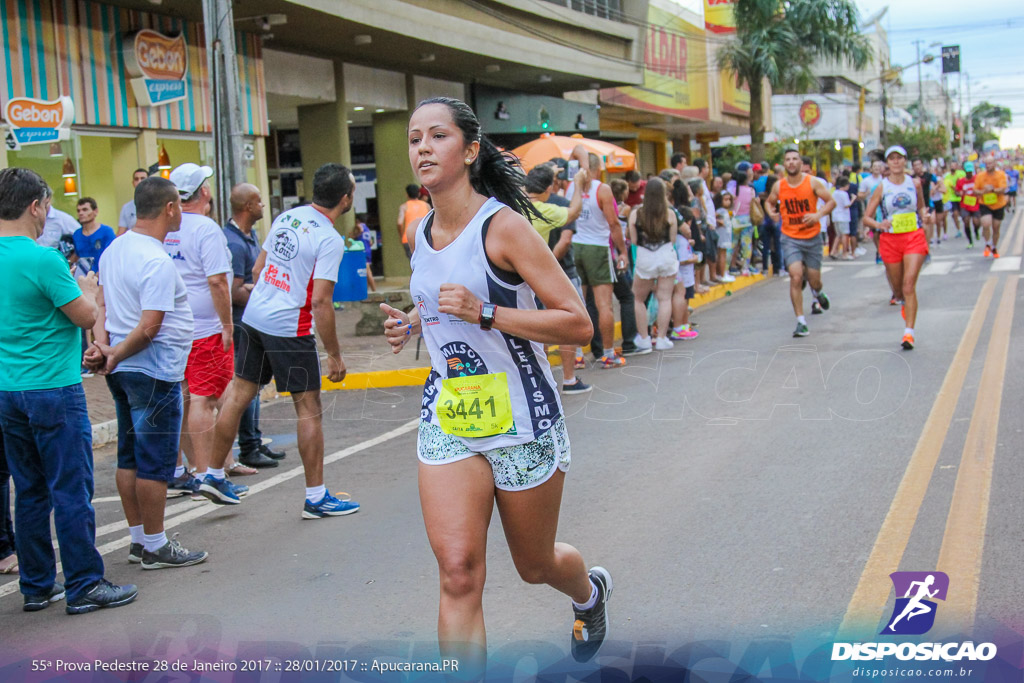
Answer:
[{"left": 2, "top": 212, "right": 1023, "bottom": 681}]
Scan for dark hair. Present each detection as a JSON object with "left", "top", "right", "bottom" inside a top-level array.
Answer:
[
  {"left": 609, "top": 178, "right": 628, "bottom": 202},
  {"left": 548, "top": 157, "right": 568, "bottom": 170},
  {"left": 693, "top": 158, "right": 707, "bottom": 170},
  {"left": 713, "top": 191, "right": 732, "bottom": 210},
  {"left": 525, "top": 165, "right": 555, "bottom": 195},
  {"left": 77, "top": 197, "right": 97, "bottom": 210},
  {"left": 735, "top": 172, "right": 748, "bottom": 186},
  {"left": 835, "top": 177, "right": 850, "bottom": 189},
  {"left": 0, "top": 167, "right": 50, "bottom": 220},
  {"left": 636, "top": 177, "right": 669, "bottom": 245},
  {"left": 670, "top": 153, "right": 686, "bottom": 168},
  {"left": 624, "top": 170, "right": 641, "bottom": 183},
  {"left": 415, "top": 97, "right": 535, "bottom": 218},
  {"left": 678, "top": 205, "right": 695, "bottom": 225},
  {"left": 312, "top": 163, "right": 355, "bottom": 209},
  {"left": 851, "top": 162, "right": 862, "bottom": 172},
  {"left": 135, "top": 177, "right": 180, "bottom": 220},
  {"left": 783, "top": 147, "right": 800, "bottom": 157},
  {"left": 671, "top": 179, "right": 692, "bottom": 209},
  {"left": 405, "top": 184, "right": 420, "bottom": 199},
  {"left": 801, "top": 155, "right": 812, "bottom": 166},
  {"left": 133, "top": 168, "right": 148, "bottom": 176},
  {"left": 911, "top": 156, "right": 923, "bottom": 165}
]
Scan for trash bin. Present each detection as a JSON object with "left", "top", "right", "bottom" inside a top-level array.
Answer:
[{"left": 333, "top": 248, "right": 368, "bottom": 302}]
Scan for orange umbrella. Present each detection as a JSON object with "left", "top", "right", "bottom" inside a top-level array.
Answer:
[{"left": 510, "top": 133, "right": 636, "bottom": 173}]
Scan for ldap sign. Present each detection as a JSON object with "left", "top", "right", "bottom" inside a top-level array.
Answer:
[
  {"left": 121, "top": 29, "right": 188, "bottom": 106},
  {"left": 799, "top": 100, "right": 822, "bottom": 127},
  {"left": 4, "top": 96, "right": 74, "bottom": 145}
]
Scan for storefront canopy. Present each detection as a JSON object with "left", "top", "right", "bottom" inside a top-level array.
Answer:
[{"left": 510, "top": 133, "right": 635, "bottom": 173}]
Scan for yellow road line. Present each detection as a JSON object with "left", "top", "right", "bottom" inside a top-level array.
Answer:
[
  {"left": 933, "top": 275, "right": 1019, "bottom": 636},
  {"left": 1011, "top": 209, "right": 1024, "bottom": 256},
  {"left": 836, "top": 277, "right": 998, "bottom": 639}
]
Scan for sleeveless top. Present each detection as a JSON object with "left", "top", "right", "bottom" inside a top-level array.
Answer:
[
  {"left": 401, "top": 199, "right": 431, "bottom": 244},
  {"left": 778, "top": 175, "right": 819, "bottom": 239},
  {"left": 569, "top": 179, "right": 612, "bottom": 246},
  {"left": 410, "top": 197, "right": 563, "bottom": 450},
  {"left": 879, "top": 175, "right": 919, "bottom": 233},
  {"left": 634, "top": 211, "right": 671, "bottom": 251}
]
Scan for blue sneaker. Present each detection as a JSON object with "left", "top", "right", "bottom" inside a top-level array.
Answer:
[
  {"left": 198, "top": 475, "right": 241, "bottom": 505},
  {"left": 167, "top": 471, "right": 201, "bottom": 498},
  {"left": 302, "top": 491, "right": 360, "bottom": 519}
]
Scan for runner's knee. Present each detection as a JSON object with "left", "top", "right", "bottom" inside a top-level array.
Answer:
[{"left": 436, "top": 552, "right": 486, "bottom": 599}]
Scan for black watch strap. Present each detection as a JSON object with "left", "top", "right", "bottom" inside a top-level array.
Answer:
[{"left": 480, "top": 303, "right": 497, "bottom": 330}]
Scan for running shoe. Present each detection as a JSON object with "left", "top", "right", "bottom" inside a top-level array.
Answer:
[
  {"left": 669, "top": 327, "right": 699, "bottom": 341},
  {"left": 562, "top": 379, "right": 593, "bottom": 395},
  {"left": 598, "top": 354, "right": 626, "bottom": 369},
  {"left": 654, "top": 337, "right": 674, "bottom": 351},
  {"left": 889, "top": 296, "right": 901, "bottom": 306},
  {"left": 303, "top": 491, "right": 360, "bottom": 519},
  {"left": 167, "top": 471, "right": 201, "bottom": 498},
  {"left": 793, "top": 323, "right": 809, "bottom": 338},
  {"left": 741, "top": 269, "right": 751, "bottom": 276},
  {"left": 570, "top": 567, "right": 613, "bottom": 663},
  {"left": 141, "top": 535, "right": 209, "bottom": 570},
  {"left": 855, "top": 247, "right": 867, "bottom": 256},
  {"left": 816, "top": 291, "right": 830, "bottom": 311},
  {"left": 719, "top": 273, "right": 736, "bottom": 283},
  {"left": 65, "top": 579, "right": 138, "bottom": 615},
  {"left": 983, "top": 246, "right": 992, "bottom": 258},
  {"left": 901, "top": 333, "right": 915, "bottom": 351},
  {"left": 630, "top": 335, "right": 653, "bottom": 355},
  {"left": 574, "top": 354, "right": 586, "bottom": 369},
  {"left": 128, "top": 543, "right": 143, "bottom": 564},
  {"left": 967, "top": 242, "right": 975, "bottom": 249},
  {"left": 993, "top": 248, "right": 1000, "bottom": 258},
  {"left": 23, "top": 582, "right": 65, "bottom": 612},
  {"left": 197, "top": 475, "right": 241, "bottom": 505},
  {"left": 811, "top": 301, "right": 823, "bottom": 315},
  {"left": 876, "top": 253, "right": 883, "bottom": 265}
]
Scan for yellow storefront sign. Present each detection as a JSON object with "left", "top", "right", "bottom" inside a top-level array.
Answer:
[
  {"left": 601, "top": 2, "right": 709, "bottom": 119},
  {"left": 705, "top": 0, "right": 737, "bottom": 34},
  {"left": 721, "top": 71, "right": 750, "bottom": 116}
]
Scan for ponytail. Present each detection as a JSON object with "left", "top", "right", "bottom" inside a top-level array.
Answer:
[{"left": 415, "top": 97, "right": 540, "bottom": 221}]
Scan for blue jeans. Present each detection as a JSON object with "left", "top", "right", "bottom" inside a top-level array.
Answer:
[
  {"left": 106, "top": 371, "right": 182, "bottom": 482},
  {"left": 761, "top": 219, "right": 783, "bottom": 273},
  {"left": 238, "top": 396, "right": 263, "bottom": 454},
  {"left": 0, "top": 385, "right": 104, "bottom": 601},
  {"left": 0, "top": 425, "right": 15, "bottom": 559}
]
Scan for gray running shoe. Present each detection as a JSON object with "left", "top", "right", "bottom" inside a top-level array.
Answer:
[
  {"left": 66, "top": 579, "right": 138, "bottom": 615},
  {"left": 128, "top": 542, "right": 143, "bottom": 564},
  {"left": 23, "top": 582, "right": 65, "bottom": 612},
  {"left": 793, "top": 322, "right": 810, "bottom": 337},
  {"left": 141, "top": 535, "right": 208, "bottom": 570}
]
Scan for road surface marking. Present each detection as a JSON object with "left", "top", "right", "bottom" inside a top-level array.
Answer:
[
  {"left": 933, "top": 275, "right": 1019, "bottom": 636},
  {"left": 921, "top": 261, "right": 955, "bottom": 276},
  {"left": 836, "top": 277, "right": 998, "bottom": 639},
  {"left": 0, "top": 419, "right": 420, "bottom": 601},
  {"left": 990, "top": 256, "right": 1022, "bottom": 272}
]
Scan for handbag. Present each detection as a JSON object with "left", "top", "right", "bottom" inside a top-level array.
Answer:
[{"left": 749, "top": 196, "right": 765, "bottom": 226}]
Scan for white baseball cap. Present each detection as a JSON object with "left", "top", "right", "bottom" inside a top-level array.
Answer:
[
  {"left": 884, "top": 145, "right": 908, "bottom": 159},
  {"left": 169, "top": 163, "right": 213, "bottom": 199}
]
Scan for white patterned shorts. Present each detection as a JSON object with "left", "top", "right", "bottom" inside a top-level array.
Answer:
[{"left": 417, "top": 416, "right": 571, "bottom": 491}]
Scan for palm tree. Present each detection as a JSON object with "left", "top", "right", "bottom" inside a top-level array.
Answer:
[{"left": 718, "top": 0, "right": 871, "bottom": 162}]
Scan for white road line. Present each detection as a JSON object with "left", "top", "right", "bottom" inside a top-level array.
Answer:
[
  {"left": 921, "top": 261, "right": 955, "bottom": 276},
  {"left": 990, "top": 256, "right": 1022, "bottom": 272},
  {"left": 0, "top": 419, "right": 419, "bottom": 601}
]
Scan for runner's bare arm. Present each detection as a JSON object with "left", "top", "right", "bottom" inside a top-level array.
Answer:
[
  {"left": 311, "top": 279, "right": 346, "bottom": 382},
  {"left": 914, "top": 178, "right": 928, "bottom": 225},
  {"left": 598, "top": 183, "right": 627, "bottom": 264},
  {"left": 551, "top": 228, "right": 573, "bottom": 261},
  {"left": 862, "top": 183, "right": 887, "bottom": 231},
  {"left": 208, "top": 273, "right": 234, "bottom": 349},
  {"left": 438, "top": 207, "right": 591, "bottom": 346}
]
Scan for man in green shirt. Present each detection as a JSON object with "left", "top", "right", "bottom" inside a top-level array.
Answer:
[{"left": 0, "top": 167, "right": 138, "bottom": 615}]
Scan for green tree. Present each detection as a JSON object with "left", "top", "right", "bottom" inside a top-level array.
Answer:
[
  {"left": 718, "top": 0, "right": 872, "bottom": 162},
  {"left": 969, "top": 101, "right": 1012, "bottom": 150},
  {"left": 886, "top": 125, "right": 948, "bottom": 160}
]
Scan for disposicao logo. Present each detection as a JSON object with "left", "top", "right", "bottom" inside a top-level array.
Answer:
[
  {"left": 4, "top": 96, "right": 74, "bottom": 145},
  {"left": 122, "top": 29, "right": 188, "bottom": 106},
  {"left": 832, "top": 570, "right": 997, "bottom": 663}
]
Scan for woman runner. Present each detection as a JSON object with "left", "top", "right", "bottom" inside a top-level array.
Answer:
[
  {"left": 380, "top": 97, "right": 612, "bottom": 672},
  {"left": 863, "top": 145, "right": 928, "bottom": 350}
]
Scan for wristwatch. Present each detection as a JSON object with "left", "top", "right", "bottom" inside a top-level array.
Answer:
[{"left": 479, "top": 302, "right": 497, "bottom": 330}]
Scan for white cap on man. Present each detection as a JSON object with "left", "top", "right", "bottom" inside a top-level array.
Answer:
[
  {"left": 884, "top": 145, "right": 908, "bottom": 159},
  {"left": 169, "top": 163, "right": 214, "bottom": 200}
]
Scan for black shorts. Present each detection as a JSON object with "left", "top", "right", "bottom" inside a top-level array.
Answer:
[
  {"left": 932, "top": 200, "right": 944, "bottom": 213},
  {"left": 235, "top": 322, "right": 322, "bottom": 394},
  {"left": 1008, "top": 190, "right": 1017, "bottom": 197},
  {"left": 979, "top": 206, "right": 1005, "bottom": 220}
]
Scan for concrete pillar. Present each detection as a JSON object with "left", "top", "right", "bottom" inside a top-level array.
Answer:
[
  {"left": 297, "top": 58, "right": 352, "bottom": 235},
  {"left": 138, "top": 129, "right": 158, "bottom": 169},
  {"left": 373, "top": 110, "right": 417, "bottom": 279},
  {"left": 682, "top": 135, "right": 692, "bottom": 163},
  {"left": 654, "top": 141, "right": 668, "bottom": 174},
  {"left": 0, "top": 138, "right": 8, "bottom": 169}
]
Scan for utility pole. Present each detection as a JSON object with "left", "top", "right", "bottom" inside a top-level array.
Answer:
[
  {"left": 202, "top": 0, "right": 245, "bottom": 224},
  {"left": 965, "top": 72, "right": 973, "bottom": 151},
  {"left": 913, "top": 39, "right": 924, "bottom": 127},
  {"left": 958, "top": 71, "right": 963, "bottom": 153}
]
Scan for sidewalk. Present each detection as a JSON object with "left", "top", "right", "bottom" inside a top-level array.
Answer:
[{"left": 85, "top": 272, "right": 769, "bottom": 444}]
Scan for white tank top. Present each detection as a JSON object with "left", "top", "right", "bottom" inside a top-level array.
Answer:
[
  {"left": 569, "top": 179, "right": 612, "bottom": 246},
  {"left": 410, "top": 197, "right": 563, "bottom": 449},
  {"left": 880, "top": 175, "right": 919, "bottom": 231}
]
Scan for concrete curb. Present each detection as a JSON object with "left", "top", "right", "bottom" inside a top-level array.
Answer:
[{"left": 89, "top": 273, "right": 770, "bottom": 440}]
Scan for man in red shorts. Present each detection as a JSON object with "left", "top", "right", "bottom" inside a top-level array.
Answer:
[{"left": 167, "top": 164, "right": 238, "bottom": 485}]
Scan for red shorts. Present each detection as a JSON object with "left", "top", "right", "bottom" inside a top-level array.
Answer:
[
  {"left": 185, "top": 333, "right": 234, "bottom": 397},
  {"left": 879, "top": 229, "right": 929, "bottom": 264}
]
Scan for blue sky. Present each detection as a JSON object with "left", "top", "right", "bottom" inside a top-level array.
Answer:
[{"left": 854, "top": 0, "right": 1024, "bottom": 144}]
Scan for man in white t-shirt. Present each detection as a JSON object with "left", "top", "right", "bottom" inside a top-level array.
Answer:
[
  {"left": 88, "top": 177, "right": 208, "bottom": 570},
  {"left": 37, "top": 204, "right": 78, "bottom": 248},
  {"left": 117, "top": 168, "right": 149, "bottom": 235},
  {"left": 166, "top": 163, "right": 237, "bottom": 485},
  {"left": 201, "top": 163, "right": 360, "bottom": 519}
]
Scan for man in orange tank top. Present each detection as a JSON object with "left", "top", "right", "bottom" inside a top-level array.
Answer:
[
  {"left": 765, "top": 148, "right": 836, "bottom": 338},
  {"left": 397, "top": 184, "right": 431, "bottom": 259}
]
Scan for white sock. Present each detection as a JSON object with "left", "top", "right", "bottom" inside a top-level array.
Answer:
[
  {"left": 572, "top": 581, "right": 599, "bottom": 611},
  {"left": 143, "top": 531, "right": 168, "bottom": 553},
  {"left": 206, "top": 467, "right": 225, "bottom": 481},
  {"left": 129, "top": 525, "right": 144, "bottom": 545},
  {"left": 811, "top": 288, "right": 821, "bottom": 299},
  {"left": 173, "top": 465, "right": 185, "bottom": 478},
  {"left": 563, "top": 377, "right": 578, "bottom": 386},
  {"left": 194, "top": 470, "right": 207, "bottom": 481},
  {"left": 905, "top": 327, "right": 914, "bottom": 336},
  {"left": 306, "top": 485, "right": 327, "bottom": 504},
  {"left": 797, "top": 315, "right": 807, "bottom": 325}
]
